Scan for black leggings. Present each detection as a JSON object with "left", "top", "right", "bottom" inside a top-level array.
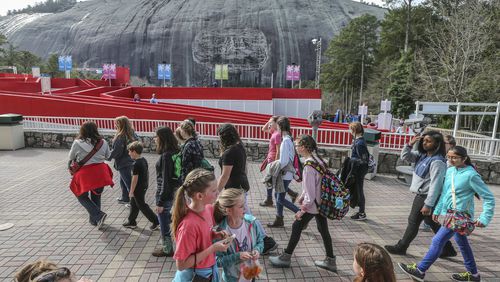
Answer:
[{"left": 285, "top": 212, "right": 334, "bottom": 258}]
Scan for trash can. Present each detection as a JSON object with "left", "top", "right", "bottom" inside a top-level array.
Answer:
[
  {"left": 364, "top": 128, "right": 381, "bottom": 180},
  {"left": 0, "top": 114, "right": 25, "bottom": 150}
]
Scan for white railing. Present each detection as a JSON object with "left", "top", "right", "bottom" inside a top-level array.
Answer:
[{"left": 22, "top": 116, "right": 500, "bottom": 159}]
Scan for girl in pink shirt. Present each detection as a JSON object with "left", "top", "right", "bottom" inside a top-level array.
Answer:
[
  {"left": 269, "top": 135, "right": 336, "bottom": 272},
  {"left": 260, "top": 116, "right": 299, "bottom": 207},
  {"left": 171, "top": 169, "right": 230, "bottom": 281}
]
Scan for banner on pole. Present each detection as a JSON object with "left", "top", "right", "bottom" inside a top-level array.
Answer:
[
  {"left": 158, "top": 64, "right": 171, "bottom": 80},
  {"left": 65, "top": 56, "right": 72, "bottom": 71},
  {"left": 215, "top": 64, "right": 229, "bottom": 80},
  {"left": 103, "top": 64, "right": 117, "bottom": 79},
  {"left": 286, "top": 65, "right": 300, "bottom": 81},
  {"left": 58, "top": 56, "right": 72, "bottom": 71},
  {"left": 58, "top": 56, "right": 65, "bottom": 71}
]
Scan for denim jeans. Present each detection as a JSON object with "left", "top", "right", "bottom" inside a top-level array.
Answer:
[
  {"left": 158, "top": 200, "right": 173, "bottom": 237},
  {"left": 275, "top": 180, "right": 299, "bottom": 217},
  {"left": 118, "top": 166, "right": 133, "bottom": 202},
  {"left": 285, "top": 212, "right": 334, "bottom": 258},
  {"left": 418, "top": 227, "right": 477, "bottom": 274},
  {"left": 77, "top": 187, "right": 104, "bottom": 225},
  {"left": 398, "top": 194, "right": 454, "bottom": 254},
  {"left": 128, "top": 187, "right": 158, "bottom": 225}
]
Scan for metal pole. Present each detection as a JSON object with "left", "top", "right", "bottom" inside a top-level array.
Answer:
[
  {"left": 291, "top": 78, "right": 294, "bottom": 89},
  {"left": 65, "top": 70, "right": 70, "bottom": 79},
  {"left": 415, "top": 101, "right": 420, "bottom": 116},
  {"left": 271, "top": 73, "right": 274, "bottom": 88},
  {"left": 453, "top": 102, "right": 461, "bottom": 137},
  {"left": 492, "top": 102, "right": 500, "bottom": 139}
]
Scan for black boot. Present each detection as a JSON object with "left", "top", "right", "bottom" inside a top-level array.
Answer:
[
  {"left": 287, "top": 189, "right": 298, "bottom": 203},
  {"left": 384, "top": 243, "right": 407, "bottom": 255},
  {"left": 262, "top": 236, "right": 278, "bottom": 255},
  {"left": 259, "top": 197, "right": 273, "bottom": 207},
  {"left": 267, "top": 216, "right": 284, "bottom": 228}
]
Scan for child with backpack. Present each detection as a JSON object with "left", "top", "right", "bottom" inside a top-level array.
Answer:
[
  {"left": 152, "top": 127, "right": 181, "bottom": 257},
  {"left": 171, "top": 168, "right": 230, "bottom": 281},
  {"left": 122, "top": 141, "right": 159, "bottom": 231},
  {"left": 269, "top": 135, "right": 336, "bottom": 272},
  {"left": 214, "top": 188, "right": 265, "bottom": 282}
]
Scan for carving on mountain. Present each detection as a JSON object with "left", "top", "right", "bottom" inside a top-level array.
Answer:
[
  {"left": 192, "top": 29, "right": 269, "bottom": 71},
  {"left": 0, "top": 0, "right": 385, "bottom": 87}
]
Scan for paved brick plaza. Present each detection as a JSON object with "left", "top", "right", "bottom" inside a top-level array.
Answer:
[{"left": 0, "top": 148, "right": 499, "bottom": 281}]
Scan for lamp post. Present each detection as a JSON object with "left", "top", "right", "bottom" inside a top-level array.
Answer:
[{"left": 312, "top": 37, "right": 322, "bottom": 89}]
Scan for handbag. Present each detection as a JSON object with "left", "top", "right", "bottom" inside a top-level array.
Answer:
[
  {"left": 68, "top": 139, "right": 104, "bottom": 176},
  {"left": 443, "top": 172, "right": 475, "bottom": 236},
  {"left": 259, "top": 158, "right": 269, "bottom": 172}
]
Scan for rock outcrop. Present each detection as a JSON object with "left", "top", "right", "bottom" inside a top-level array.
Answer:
[{"left": 0, "top": 0, "right": 385, "bottom": 86}]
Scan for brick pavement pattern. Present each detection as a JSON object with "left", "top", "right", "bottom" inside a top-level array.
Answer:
[{"left": 0, "top": 148, "right": 499, "bottom": 281}]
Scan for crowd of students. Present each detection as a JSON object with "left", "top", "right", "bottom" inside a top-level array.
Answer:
[{"left": 15, "top": 116, "right": 495, "bottom": 281}]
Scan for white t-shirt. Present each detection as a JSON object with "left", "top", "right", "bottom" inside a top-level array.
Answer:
[{"left": 227, "top": 221, "right": 252, "bottom": 282}]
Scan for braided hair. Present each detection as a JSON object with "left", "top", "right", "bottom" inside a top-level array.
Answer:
[{"left": 170, "top": 168, "right": 216, "bottom": 238}]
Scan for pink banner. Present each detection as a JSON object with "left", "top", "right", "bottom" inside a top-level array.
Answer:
[
  {"left": 286, "top": 65, "right": 294, "bottom": 81},
  {"left": 102, "top": 64, "right": 117, "bottom": 80},
  {"left": 292, "top": 65, "right": 300, "bottom": 81},
  {"left": 286, "top": 65, "right": 300, "bottom": 81}
]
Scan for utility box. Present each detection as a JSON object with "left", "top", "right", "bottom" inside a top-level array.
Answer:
[
  {"left": 0, "top": 114, "right": 25, "bottom": 150},
  {"left": 364, "top": 128, "right": 381, "bottom": 180}
]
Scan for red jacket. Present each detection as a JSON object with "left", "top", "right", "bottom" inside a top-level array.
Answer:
[{"left": 70, "top": 163, "right": 114, "bottom": 196}]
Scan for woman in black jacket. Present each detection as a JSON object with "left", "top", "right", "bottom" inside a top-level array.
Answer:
[{"left": 152, "top": 126, "right": 181, "bottom": 257}]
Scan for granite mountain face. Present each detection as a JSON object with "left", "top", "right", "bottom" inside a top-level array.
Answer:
[{"left": 0, "top": 0, "right": 385, "bottom": 87}]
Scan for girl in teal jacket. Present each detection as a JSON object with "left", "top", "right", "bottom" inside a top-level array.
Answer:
[
  {"left": 214, "top": 188, "right": 265, "bottom": 282},
  {"left": 399, "top": 146, "right": 495, "bottom": 282}
]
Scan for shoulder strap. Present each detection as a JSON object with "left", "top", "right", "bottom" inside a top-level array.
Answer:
[
  {"left": 78, "top": 139, "right": 103, "bottom": 166},
  {"left": 451, "top": 171, "right": 457, "bottom": 209},
  {"left": 304, "top": 160, "right": 325, "bottom": 175}
]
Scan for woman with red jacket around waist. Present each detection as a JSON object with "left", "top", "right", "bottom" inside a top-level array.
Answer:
[{"left": 69, "top": 121, "right": 114, "bottom": 230}]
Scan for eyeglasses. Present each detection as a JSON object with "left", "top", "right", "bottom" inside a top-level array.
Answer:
[
  {"left": 32, "top": 267, "right": 72, "bottom": 282},
  {"left": 446, "top": 156, "right": 463, "bottom": 161}
]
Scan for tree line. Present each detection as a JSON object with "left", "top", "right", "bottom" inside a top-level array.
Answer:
[
  {"left": 0, "top": 34, "right": 100, "bottom": 79},
  {"left": 321, "top": 0, "right": 499, "bottom": 125},
  {"left": 6, "top": 0, "right": 77, "bottom": 16}
]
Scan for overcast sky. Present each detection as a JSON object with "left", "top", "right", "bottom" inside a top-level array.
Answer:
[{"left": 0, "top": 0, "right": 385, "bottom": 16}]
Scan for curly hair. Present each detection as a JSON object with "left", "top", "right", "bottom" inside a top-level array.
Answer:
[{"left": 217, "top": 123, "right": 241, "bottom": 154}]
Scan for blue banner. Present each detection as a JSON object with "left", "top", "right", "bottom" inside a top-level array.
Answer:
[
  {"left": 158, "top": 64, "right": 164, "bottom": 80},
  {"left": 58, "top": 56, "right": 65, "bottom": 71},
  {"left": 158, "top": 64, "right": 171, "bottom": 80},
  {"left": 65, "top": 56, "right": 72, "bottom": 71}
]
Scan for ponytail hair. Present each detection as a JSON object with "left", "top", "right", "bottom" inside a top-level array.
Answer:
[
  {"left": 170, "top": 168, "right": 216, "bottom": 238},
  {"left": 297, "top": 134, "right": 329, "bottom": 168},
  {"left": 213, "top": 188, "right": 245, "bottom": 223}
]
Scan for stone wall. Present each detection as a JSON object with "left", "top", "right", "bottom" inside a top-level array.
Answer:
[{"left": 24, "top": 131, "right": 500, "bottom": 185}]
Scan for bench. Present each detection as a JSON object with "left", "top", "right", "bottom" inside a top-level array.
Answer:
[{"left": 396, "top": 165, "right": 413, "bottom": 186}]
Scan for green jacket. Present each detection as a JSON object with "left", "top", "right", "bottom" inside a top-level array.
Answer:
[{"left": 216, "top": 214, "right": 264, "bottom": 282}]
